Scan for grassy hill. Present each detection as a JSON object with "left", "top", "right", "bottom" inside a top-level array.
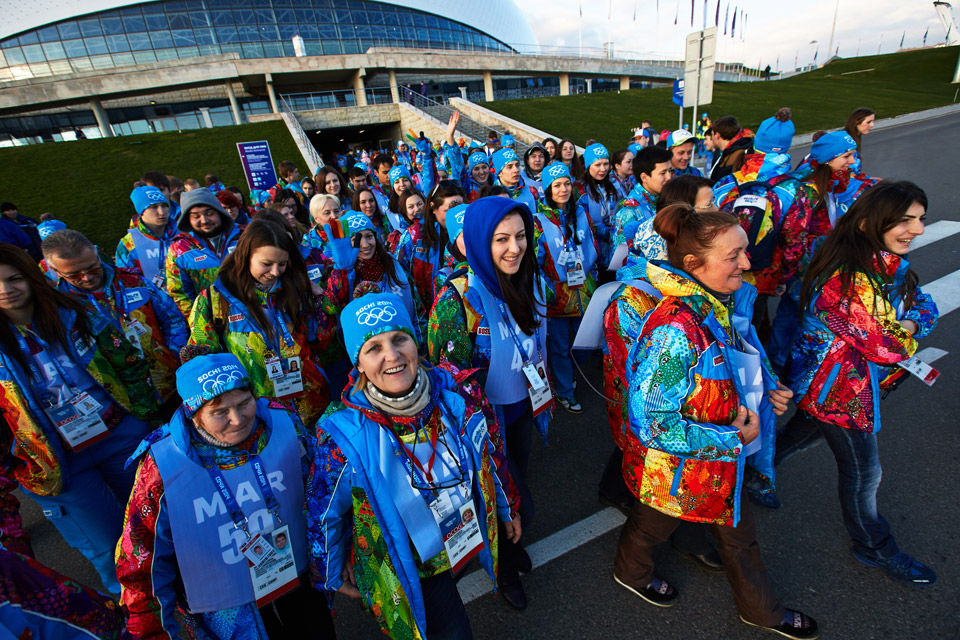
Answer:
[
  {"left": 483, "top": 46, "right": 960, "bottom": 152},
  {"left": 0, "top": 120, "right": 304, "bottom": 250}
]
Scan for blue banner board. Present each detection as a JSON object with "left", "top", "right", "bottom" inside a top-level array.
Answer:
[
  {"left": 672, "top": 79, "right": 684, "bottom": 106},
  {"left": 237, "top": 141, "right": 278, "bottom": 191}
]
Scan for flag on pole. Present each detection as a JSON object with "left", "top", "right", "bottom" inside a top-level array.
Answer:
[
  {"left": 608, "top": 0, "right": 612, "bottom": 20},
  {"left": 724, "top": 4, "right": 729, "bottom": 34},
  {"left": 923, "top": 27, "right": 929, "bottom": 46},
  {"left": 715, "top": 0, "right": 720, "bottom": 26},
  {"left": 674, "top": 0, "right": 679, "bottom": 25},
  {"left": 579, "top": 0, "right": 582, "bottom": 17},
  {"left": 814, "top": 46, "right": 818, "bottom": 61},
  {"left": 742, "top": 12, "right": 746, "bottom": 41},
  {"left": 776, "top": 53, "right": 780, "bottom": 70},
  {"left": 731, "top": 7, "right": 737, "bottom": 37},
  {"left": 835, "top": 45, "right": 839, "bottom": 55},
  {"left": 703, "top": 0, "right": 708, "bottom": 29},
  {"left": 740, "top": 9, "right": 744, "bottom": 40},
  {"left": 795, "top": 50, "right": 798, "bottom": 68},
  {"left": 691, "top": 0, "right": 695, "bottom": 27},
  {"left": 899, "top": 31, "right": 905, "bottom": 49}
]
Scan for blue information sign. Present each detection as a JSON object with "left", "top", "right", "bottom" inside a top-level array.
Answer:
[
  {"left": 672, "top": 79, "right": 684, "bottom": 106},
  {"left": 237, "top": 141, "right": 278, "bottom": 191}
]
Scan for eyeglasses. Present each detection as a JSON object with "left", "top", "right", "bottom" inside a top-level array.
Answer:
[
  {"left": 429, "top": 179, "right": 461, "bottom": 199},
  {"left": 52, "top": 259, "right": 102, "bottom": 282}
]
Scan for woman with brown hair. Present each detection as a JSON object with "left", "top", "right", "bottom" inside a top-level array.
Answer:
[
  {"left": 187, "top": 218, "right": 332, "bottom": 426},
  {"left": 315, "top": 166, "right": 354, "bottom": 212}
]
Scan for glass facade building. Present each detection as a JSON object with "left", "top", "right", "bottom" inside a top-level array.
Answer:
[{"left": 0, "top": 0, "right": 512, "bottom": 82}]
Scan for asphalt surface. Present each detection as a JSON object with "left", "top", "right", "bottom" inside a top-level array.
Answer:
[{"left": 17, "top": 113, "right": 960, "bottom": 639}]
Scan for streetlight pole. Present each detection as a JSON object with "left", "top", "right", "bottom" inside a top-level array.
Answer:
[{"left": 827, "top": 0, "right": 840, "bottom": 60}]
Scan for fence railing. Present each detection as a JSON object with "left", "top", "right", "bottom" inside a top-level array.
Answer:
[
  {"left": 279, "top": 88, "right": 394, "bottom": 112},
  {"left": 278, "top": 95, "right": 324, "bottom": 174}
]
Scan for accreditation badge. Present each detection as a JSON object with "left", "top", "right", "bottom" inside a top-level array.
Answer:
[
  {"left": 47, "top": 393, "right": 109, "bottom": 452},
  {"left": 272, "top": 357, "right": 304, "bottom": 398},
  {"left": 897, "top": 355, "right": 940, "bottom": 386},
  {"left": 431, "top": 493, "right": 484, "bottom": 574},
  {"left": 246, "top": 525, "right": 300, "bottom": 607},
  {"left": 524, "top": 358, "right": 553, "bottom": 416},
  {"left": 565, "top": 246, "right": 586, "bottom": 287}
]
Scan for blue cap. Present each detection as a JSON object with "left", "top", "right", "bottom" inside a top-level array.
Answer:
[
  {"left": 541, "top": 162, "right": 572, "bottom": 193},
  {"left": 492, "top": 148, "right": 519, "bottom": 175},
  {"left": 341, "top": 292, "right": 417, "bottom": 364},
  {"left": 666, "top": 129, "right": 696, "bottom": 148},
  {"left": 342, "top": 210, "right": 376, "bottom": 236},
  {"left": 468, "top": 151, "right": 489, "bottom": 172},
  {"left": 583, "top": 143, "right": 609, "bottom": 168},
  {"left": 388, "top": 164, "right": 411, "bottom": 185},
  {"left": 501, "top": 134, "right": 515, "bottom": 146},
  {"left": 37, "top": 219, "right": 67, "bottom": 240},
  {"left": 627, "top": 143, "right": 642, "bottom": 154},
  {"left": 130, "top": 186, "right": 168, "bottom": 215},
  {"left": 176, "top": 353, "right": 250, "bottom": 418},
  {"left": 754, "top": 116, "right": 796, "bottom": 154},
  {"left": 810, "top": 131, "right": 856, "bottom": 164},
  {"left": 445, "top": 204, "right": 468, "bottom": 243}
]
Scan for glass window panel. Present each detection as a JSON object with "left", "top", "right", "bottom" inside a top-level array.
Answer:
[
  {"left": 321, "top": 40, "right": 340, "bottom": 55},
  {"left": 190, "top": 12, "right": 211, "bottom": 27},
  {"left": 341, "top": 40, "right": 359, "bottom": 54},
  {"left": 184, "top": 0, "right": 206, "bottom": 10},
  {"left": 37, "top": 26, "right": 60, "bottom": 42},
  {"left": 177, "top": 45, "right": 200, "bottom": 58},
  {"left": 212, "top": 10, "right": 234, "bottom": 26},
  {"left": 426, "top": 15, "right": 439, "bottom": 28},
  {"left": 22, "top": 44, "right": 45, "bottom": 63},
  {"left": 355, "top": 25, "right": 371, "bottom": 38},
  {"left": 78, "top": 19, "right": 102, "bottom": 37},
  {"left": 133, "top": 50, "right": 157, "bottom": 64},
  {"left": 252, "top": 0, "right": 272, "bottom": 7},
  {"left": 84, "top": 37, "right": 108, "bottom": 55},
  {"left": 352, "top": 10, "right": 369, "bottom": 24},
  {"left": 144, "top": 14, "right": 167, "bottom": 30},
  {"left": 368, "top": 10, "right": 385, "bottom": 25},
  {"left": 156, "top": 49, "right": 179, "bottom": 61},
  {"left": 216, "top": 27, "right": 238, "bottom": 43},
  {"left": 414, "top": 14, "right": 429, "bottom": 28},
  {"left": 275, "top": 8, "right": 295, "bottom": 23},
  {"left": 241, "top": 43, "right": 264, "bottom": 58},
  {"left": 165, "top": 1, "right": 186, "bottom": 10},
  {"left": 151, "top": 31, "right": 174, "bottom": 49},
  {"left": 62, "top": 39, "right": 86, "bottom": 57},
  {"left": 262, "top": 41, "right": 283, "bottom": 57},
  {"left": 70, "top": 57, "right": 93, "bottom": 72},
  {"left": 398, "top": 12, "right": 414, "bottom": 27},
  {"left": 1, "top": 36, "right": 20, "bottom": 48},
  {"left": 127, "top": 32, "right": 153, "bottom": 51},
  {"left": 219, "top": 43, "right": 242, "bottom": 56},
  {"left": 429, "top": 29, "right": 441, "bottom": 43},
  {"left": 315, "top": 9, "right": 334, "bottom": 22},
  {"left": 255, "top": 9, "right": 275, "bottom": 23},
  {"left": 295, "top": 8, "right": 314, "bottom": 22},
  {"left": 111, "top": 52, "right": 135, "bottom": 66},
  {"left": 237, "top": 26, "right": 258, "bottom": 42},
  {"left": 318, "top": 24, "right": 338, "bottom": 39},
  {"left": 441, "top": 30, "right": 454, "bottom": 44},
  {"left": 19, "top": 32, "right": 39, "bottom": 45},
  {"left": 4, "top": 47, "right": 25, "bottom": 65},
  {"left": 106, "top": 34, "right": 130, "bottom": 52},
  {"left": 370, "top": 25, "right": 387, "bottom": 39},
  {"left": 48, "top": 59, "right": 72, "bottom": 74},
  {"left": 258, "top": 25, "right": 280, "bottom": 40},
  {"left": 122, "top": 15, "right": 146, "bottom": 32},
  {"left": 194, "top": 28, "right": 215, "bottom": 45},
  {"left": 28, "top": 62, "right": 52, "bottom": 77},
  {"left": 90, "top": 54, "right": 115, "bottom": 69},
  {"left": 278, "top": 25, "right": 298, "bottom": 39},
  {"left": 234, "top": 10, "right": 256, "bottom": 25},
  {"left": 172, "top": 29, "right": 195, "bottom": 46},
  {"left": 197, "top": 44, "right": 221, "bottom": 55},
  {"left": 58, "top": 22, "right": 81, "bottom": 39},
  {"left": 121, "top": 7, "right": 143, "bottom": 17},
  {"left": 168, "top": 13, "right": 190, "bottom": 29},
  {"left": 98, "top": 17, "right": 122, "bottom": 35},
  {"left": 383, "top": 11, "right": 399, "bottom": 26}
]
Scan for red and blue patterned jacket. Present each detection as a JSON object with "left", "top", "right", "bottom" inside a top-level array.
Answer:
[{"left": 789, "top": 252, "right": 938, "bottom": 433}]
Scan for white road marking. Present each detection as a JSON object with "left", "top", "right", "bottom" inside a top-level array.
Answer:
[
  {"left": 911, "top": 220, "right": 960, "bottom": 251},
  {"left": 457, "top": 507, "right": 626, "bottom": 603},
  {"left": 920, "top": 268, "right": 960, "bottom": 316}
]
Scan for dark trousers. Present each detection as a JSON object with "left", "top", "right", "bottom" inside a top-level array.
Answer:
[
  {"left": 775, "top": 410, "right": 898, "bottom": 559},
  {"left": 601, "top": 447, "right": 714, "bottom": 556},
  {"left": 499, "top": 406, "right": 534, "bottom": 583},
  {"left": 260, "top": 580, "right": 336, "bottom": 639},
  {"left": 614, "top": 493, "right": 784, "bottom": 626},
  {"left": 422, "top": 572, "right": 474, "bottom": 640}
]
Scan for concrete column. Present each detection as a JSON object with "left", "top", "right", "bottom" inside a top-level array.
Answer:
[
  {"left": 353, "top": 69, "right": 368, "bottom": 107},
  {"left": 265, "top": 73, "right": 279, "bottom": 113},
  {"left": 388, "top": 69, "right": 400, "bottom": 104},
  {"left": 620, "top": 75, "right": 630, "bottom": 91},
  {"left": 458, "top": 86, "right": 468, "bottom": 100},
  {"left": 225, "top": 81, "right": 242, "bottom": 125},
  {"left": 89, "top": 98, "right": 114, "bottom": 138},
  {"left": 199, "top": 107, "right": 213, "bottom": 129},
  {"left": 559, "top": 73, "right": 570, "bottom": 96},
  {"left": 585, "top": 79, "right": 593, "bottom": 93},
  {"left": 483, "top": 71, "right": 494, "bottom": 102}
]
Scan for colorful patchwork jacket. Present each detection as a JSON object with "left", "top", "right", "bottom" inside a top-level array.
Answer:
[
  {"left": 0, "top": 306, "right": 159, "bottom": 496},
  {"left": 789, "top": 253, "right": 937, "bottom": 434},
  {"left": 534, "top": 203, "right": 599, "bottom": 317},
  {"left": 307, "top": 365, "right": 513, "bottom": 640},
  {"left": 188, "top": 280, "right": 332, "bottom": 427},
  {"left": 626, "top": 258, "right": 779, "bottom": 526},
  {"left": 52, "top": 264, "right": 188, "bottom": 402},
  {"left": 393, "top": 219, "right": 444, "bottom": 320},
  {"left": 164, "top": 215, "right": 240, "bottom": 318},
  {"left": 116, "top": 400, "right": 313, "bottom": 640},
  {"left": 115, "top": 218, "right": 179, "bottom": 290},
  {"left": 613, "top": 184, "right": 657, "bottom": 247}
]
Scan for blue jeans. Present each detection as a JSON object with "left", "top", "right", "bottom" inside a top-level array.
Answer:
[
  {"left": 422, "top": 571, "right": 474, "bottom": 639},
  {"left": 23, "top": 414, "right": 151, "bottom": 594},
  {"left": 775, "top": 411, "right": 899, "bottom": 560},
  {"left": 546, "top": 316, "right": 585, "bottom": 399}
]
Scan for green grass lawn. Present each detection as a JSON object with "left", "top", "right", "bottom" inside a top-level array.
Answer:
[
  {"left": 483, "top": 46, "right": 960, "bottom": 152},
  {"left": 0, "top": 120, "right": 305, "bottom": 251}
]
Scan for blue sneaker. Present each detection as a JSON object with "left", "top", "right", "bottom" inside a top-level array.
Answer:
[{"left": 852, "top": 549, "right": 938, "bottom": 587}]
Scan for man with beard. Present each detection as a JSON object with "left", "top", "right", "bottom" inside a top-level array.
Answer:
[{"left": 165, "top": 190, "right": 240, "bottom": 317}]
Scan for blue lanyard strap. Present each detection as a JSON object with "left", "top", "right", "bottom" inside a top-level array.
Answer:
[
  {"left": 264, "top": 296, "right": 296, "bottom": 353},
  {"left": 205, "top": 454, "right": 280, "bottom": 536},
  {"left": 379, "top": 402, "right": 469, "bottom": 494},
  {"left": 495, "top": 300, "right": 541, "bottom": 366},
  {"left": 13, "top": 327, "right": 80, "bottom": 403}
]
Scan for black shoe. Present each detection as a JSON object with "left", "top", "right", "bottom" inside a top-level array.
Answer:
[
  {"left": 740, "top": 609, "right": 820, "bottom": 640},
  {"left": 613, "top": 574, "right": 679, "bottom": 608},
  {"left": 498, "top": 575, "right": 528, "bottom": 611},
  {"left": 599, "top": 492, "right": 633, "bottom": 517},
  {"left": 672, "top": 546, "right": 725, "bottom": 573},
  {"left": 516, "top": 544, "right": 532, "bottom": 574}
]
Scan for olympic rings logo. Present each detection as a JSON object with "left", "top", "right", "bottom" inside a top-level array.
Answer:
[
  {"left": 348, "top": 216, "right": 368, "bottom": 229},
  {"left": 501, "top": 150, "right": 517, "bottom": 162},
  {"left": 356, "top": 304, "right": 398, "bottom": 325},
  {"left": 470, "top": 153, "right": 487, "bottom": 164},
  {"left": 547, "top": 164, "right": 567, "bottom": 177},
  {"left": 455, "top": 210, "right": 465, "bottom": 224},
  {"left": 201, "top": 369, "right": 242, "bottom": 393},
  {"left": 145, "top": 190, "right": 165, "bottom": 201}
]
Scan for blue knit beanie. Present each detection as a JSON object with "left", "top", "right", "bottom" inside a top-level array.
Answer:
[
  {"left": 755, "top": 110, "right": 796, "bottom": 154},
  {"left": 492, "top": 148, "right": 519, "bottom": 175},
  {"left": 445, "top": 204, "right": 469, "bottom": 243},
  {"left": 501, "top": 134, "right": 515, "bottom": 146},
  {"left": 341, "top": 292, "right": 417, "bottom": 364},
  {"left": 130, "top": 186, "right": 168, "bottom": 215},
  {"left": 463, "top": 196, "right": 533, "bottom": 300},
  {"left": 627, "top": 143, "right": 642, "bottom": 154},
  {"left": 582, "top": 143, "right": 609, "bottom": 168},
  {"left": 810, "top": 131, "right": 857, "bottom": 164},
  {"left": 388, "top": 164, "right": 411, "bottom": 185},
  {"left": 37, "top": 220, "right": 67, "bottom": 240},
  {"left": 342, "top": 210, "right": 376, "bottom": 237},
  {"left": 541, "top": 162, "right": 572, "bottom": 193},
  {"left": 177, "top": 353, "right": 250, "bottom": 418},
  {"left": 468, "top": 151, "right": 489, "bottom": 173}
]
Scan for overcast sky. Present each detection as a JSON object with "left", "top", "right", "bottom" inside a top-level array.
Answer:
[{"left": 516, "top": 0, "right": 953, "bottom": 69}]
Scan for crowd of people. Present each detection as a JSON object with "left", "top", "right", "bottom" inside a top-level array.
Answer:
[{"left": 0, "top": 103, "right": 939, "bottom": 640}]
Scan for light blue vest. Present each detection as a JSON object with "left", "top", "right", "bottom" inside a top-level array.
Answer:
[
  {"left": 535, "top": 209, "right": 599, "bottom": 281},
  {"left": 127, "top": 228, "right": 169, "bottom": 286},
  {"left": 468, "top": 273, "right": 548, "bottom": 406},
  {"left": 151, "top": 404, "right": 306, "bottom": 613}
]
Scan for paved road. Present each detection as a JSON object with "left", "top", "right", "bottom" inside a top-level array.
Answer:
[{"left": 18, "top": 112, "right": 960, "bottom": 639}]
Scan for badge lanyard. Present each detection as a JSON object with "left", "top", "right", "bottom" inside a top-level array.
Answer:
[
  {"left": 13, "top": 327, "right": 82, "bottom": 407},
  {"left": 200, "top": 235, "right": 228, "bottom": 259},
  {"left": 263, "top": 296, "right": 296, "bottom": 356},
  {"left": 206, "top": 455, "right": 281, "bottom": 538},
  {"left": 496, "top": 300, "right": 543, "bottom": 367},
  {"left": 380, "top": 408, "right": 469, "bottom": 495}
]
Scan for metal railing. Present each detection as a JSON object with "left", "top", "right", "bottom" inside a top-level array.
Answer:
[
  {"left": 278, "top": 95, "right": 324, "bottom": 174},
  {"left": 279, "top": 88, "right": 394, "bottom": 112}
]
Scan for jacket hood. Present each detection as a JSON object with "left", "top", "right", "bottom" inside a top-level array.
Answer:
[{"left": 177, "top": 189, "right": 234, "bottom": 236}]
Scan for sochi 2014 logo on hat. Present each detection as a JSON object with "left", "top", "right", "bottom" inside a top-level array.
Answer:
[
  {"left": 389, "top": 166, "right": 406, "bottom": 181},
  {"left": 356, "top": 302, "right": 398, "bottom": 326},
  {"left": 200, "top": 365, "right": 243, "bottom": 393},
  {"left": 547, "top": 164, "right": 567, "bottom": 177},
  {"left": 347, "top": 215, "right": 368, "bottom": 229},
  {"left": 455, "top": 209, "right": 465, "bottom": 225},
  {"left": 146, "top": 189, "right": 166, "bottom": 201},
  {"left": 500, "top": 149, "right": 517, "bottom": 163}
]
